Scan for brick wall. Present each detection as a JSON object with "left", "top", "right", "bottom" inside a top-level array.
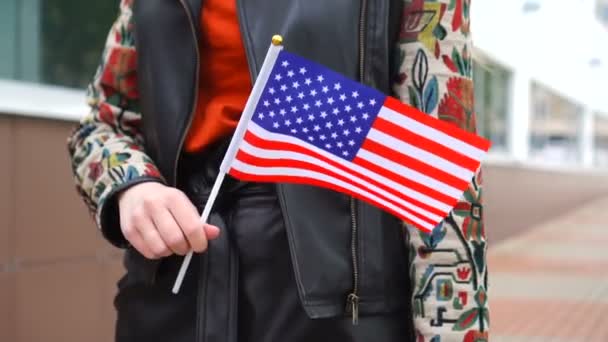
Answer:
[{"left": 0, "top": 114, "right": 123, "bottom": 342}]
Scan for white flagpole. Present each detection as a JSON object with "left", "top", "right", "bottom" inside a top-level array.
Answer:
[{"left": 172, "top": 35, "right": 284, "bottom": 294}]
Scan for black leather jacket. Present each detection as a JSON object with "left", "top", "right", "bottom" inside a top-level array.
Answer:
[{"left": 132, "top": 0, "right": 408, "bottom": 320}]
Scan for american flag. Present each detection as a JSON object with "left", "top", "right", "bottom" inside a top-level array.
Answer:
[{"left": 225, "top": 50, "right": 490, "bottom": 233}]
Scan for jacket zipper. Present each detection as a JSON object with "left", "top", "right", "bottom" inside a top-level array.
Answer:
[
  {"left": 345, "top": 0, "right": 367, "bottom": 326},
  {"left": 173, "top": 0, "right": 201, "bottom": 186},
  {"left": 346, "top": 199, "right": 360, "bottom": 325}
]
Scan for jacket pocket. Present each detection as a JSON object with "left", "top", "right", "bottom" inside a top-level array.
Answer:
[
  {"left": 278, "top": 184, "right": 355, "bottom": 319},
  {"left": 279, "top": 184, "right": 410, "bottom": 319},
  {"left": 357, "top": 201, "right": 410, "bottom": 312},
  {"left": 119, "top": 246, "right": 163, "bottom": 288}
]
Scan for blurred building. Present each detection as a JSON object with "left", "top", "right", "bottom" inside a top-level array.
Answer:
[
  {"left": 473, "top": 0, "right": 608, "bottom": 168},
  {"left": 597, "top": 0, "right": 608, "bottom": 26}
]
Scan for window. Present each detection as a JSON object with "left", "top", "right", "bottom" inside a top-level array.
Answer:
[
  {"left": 597, "top": 2, "right": 608, "bottom": 25},
  {"left": 602, "top": 6, "right": 608, "bottom": 21},
  {"left": 522, "top": 1, "right": 541, "bottom": 13},
  {"left": 473, "top": 60, "right": 510, "bottom": 153},
  {"left": 529, "top": 82, "right": 583, "bottom": 164},
  {"left": 594, "top": 114, "right": 608, "bottom": 168},
  {"left": 0, "top": 0, "right": 117, "bottom": 88}
]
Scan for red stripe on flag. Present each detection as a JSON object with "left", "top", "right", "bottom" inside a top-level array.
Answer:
[
  {"left": 372, "top": 117, "right": 480, "bottom": 172},
  {"left": 361, "top": 135, "right": 469, "bottom": 191},
  {"left": 243, "top": 131, "right": 448, "bottom": 217},
  {"left": 353, "top": 155, "right": 459, "bottom": 207},
  {"left": 383, "top": 97, "right": 491, "bottom": 151},
  {"left": 228, "top": 166, "right": 435, "bottom": 233},
  {"left": 234, "top": 150, "right": 438, "bottom": 226}
]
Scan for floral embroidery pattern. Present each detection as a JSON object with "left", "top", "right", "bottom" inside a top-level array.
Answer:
[
  {"left": 100, "top": 47, "right": 139, "bottom": 101},
  {"left": 438, "top": 77, "right": 476, "bottom": 132},
  {"left": 409, "top": 49, "right": 440, "bottom": 114},
  {"left": 394, "top": 0, "right": 489, "bottom": 341},
  {"left": 400, "top": 0, "right": 448, "bottom": 58},
  {"left": 453, "top": 175, "right": 484, "bottom": 242},
  {"left": 450, "top": 0, "right": 471, "bottom": 35},
  {"left": 67, "top": 0, "right": 164, "bottom": 234}
]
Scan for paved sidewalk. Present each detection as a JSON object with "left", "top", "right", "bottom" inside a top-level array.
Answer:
[{"left": 489, "top": 196, "right": 608, "bottom": 341}]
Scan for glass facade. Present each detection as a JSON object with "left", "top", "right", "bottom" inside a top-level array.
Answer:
[
  {"left": 529, "top": 82, "right": 584, "bottom": 164},
  {"left": 594, "top": 113, "right": 608, "bottom": 167},
  {"left": 0, "top": 0, "right": 116, "bottom": 88},
  {"left": 473, "top": 60, "right": 510, "bottom": 152}
]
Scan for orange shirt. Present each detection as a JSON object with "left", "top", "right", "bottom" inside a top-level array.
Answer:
[{"left": 184, "top": 0, "right": 252, "bottom": 152}]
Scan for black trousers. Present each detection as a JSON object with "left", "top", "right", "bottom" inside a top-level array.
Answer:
[{"left": 114, "top": 178, "right": 410, "bottom": 342}]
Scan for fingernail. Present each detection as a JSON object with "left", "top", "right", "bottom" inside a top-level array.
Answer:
[{"left": 205, "top": 223, "right": 219, "bottom": 233}]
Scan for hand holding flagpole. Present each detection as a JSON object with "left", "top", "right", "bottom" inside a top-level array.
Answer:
[{"left": 172, "top": 35, "right": 285, "bottom": 294}]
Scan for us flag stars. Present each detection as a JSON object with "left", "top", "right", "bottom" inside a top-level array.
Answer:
[{"left": 251, "top": 51, "right": 384, "bottom": 161}]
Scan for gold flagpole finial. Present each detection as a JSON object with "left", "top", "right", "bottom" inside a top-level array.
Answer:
[{"left": 271, "top": 35, "right": 283, "bottom": 46}]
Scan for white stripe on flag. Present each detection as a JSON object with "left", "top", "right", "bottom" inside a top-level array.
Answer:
[
  {"left": 230, "top": 158, "right": 437, "bottom": 231},
  {"left": 245, "top": 122, "right": 453, "bottom": 213},
  {"left": 238, "top": 139, "right": 444, "bottom": 222},
  {"left": 378, "top": 106, "right": 487, "bottom": 161},
  {"left": 356, "top": 149, "right": 464, "bottom": 199},
  {"left": 366, "top": 128, "right": 474, "bottom": 181}
]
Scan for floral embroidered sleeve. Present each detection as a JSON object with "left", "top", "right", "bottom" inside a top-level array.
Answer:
[
  {"left": 67, "top": 0, "right": 165, "bottom": 247},
  {"left": 393, "top": 1, "right": 489, "bottom": 341}
]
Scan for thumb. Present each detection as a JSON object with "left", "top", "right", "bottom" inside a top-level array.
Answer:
[{"left": 204, "top": 224, "right": 221, "bottom": 240}]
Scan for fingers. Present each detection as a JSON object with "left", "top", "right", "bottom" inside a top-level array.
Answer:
[
  {"left": 133, "top": 207, "right": 172, "bottom": 259},
  {"left": 152, "top": 207, "right": 190, "bottom": 256},
  {"left": 118, "top": 182, "right": 222, "bottom": 259},
  {"left": 167, "top": 191, "right": 210, "bottom": 253},
  {"left": 122, "top": 224, "right": 156, "bottom": 259},
  {"left": 204, "top": 224, "right": 221, "bottom": 240}
]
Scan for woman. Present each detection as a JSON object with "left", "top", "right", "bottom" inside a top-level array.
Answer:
[{"left": 68, "top": 0, "right": 488, "bottom": 341}]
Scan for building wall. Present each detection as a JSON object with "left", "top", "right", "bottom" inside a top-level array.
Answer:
[{"left": 0, "top": 114, "right": 123, "bottom": 342}]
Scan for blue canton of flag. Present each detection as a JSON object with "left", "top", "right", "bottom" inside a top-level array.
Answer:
[{"left": 251, "top": 51, "right": 386, "bottom": 161}]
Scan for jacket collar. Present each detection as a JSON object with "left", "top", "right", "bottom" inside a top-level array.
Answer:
[
  {"left": 184, "top": 0, "right": 203, "bottom": 39},
  {"left": 185, "top": 0, "right": 202, "bottom": 15}
]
